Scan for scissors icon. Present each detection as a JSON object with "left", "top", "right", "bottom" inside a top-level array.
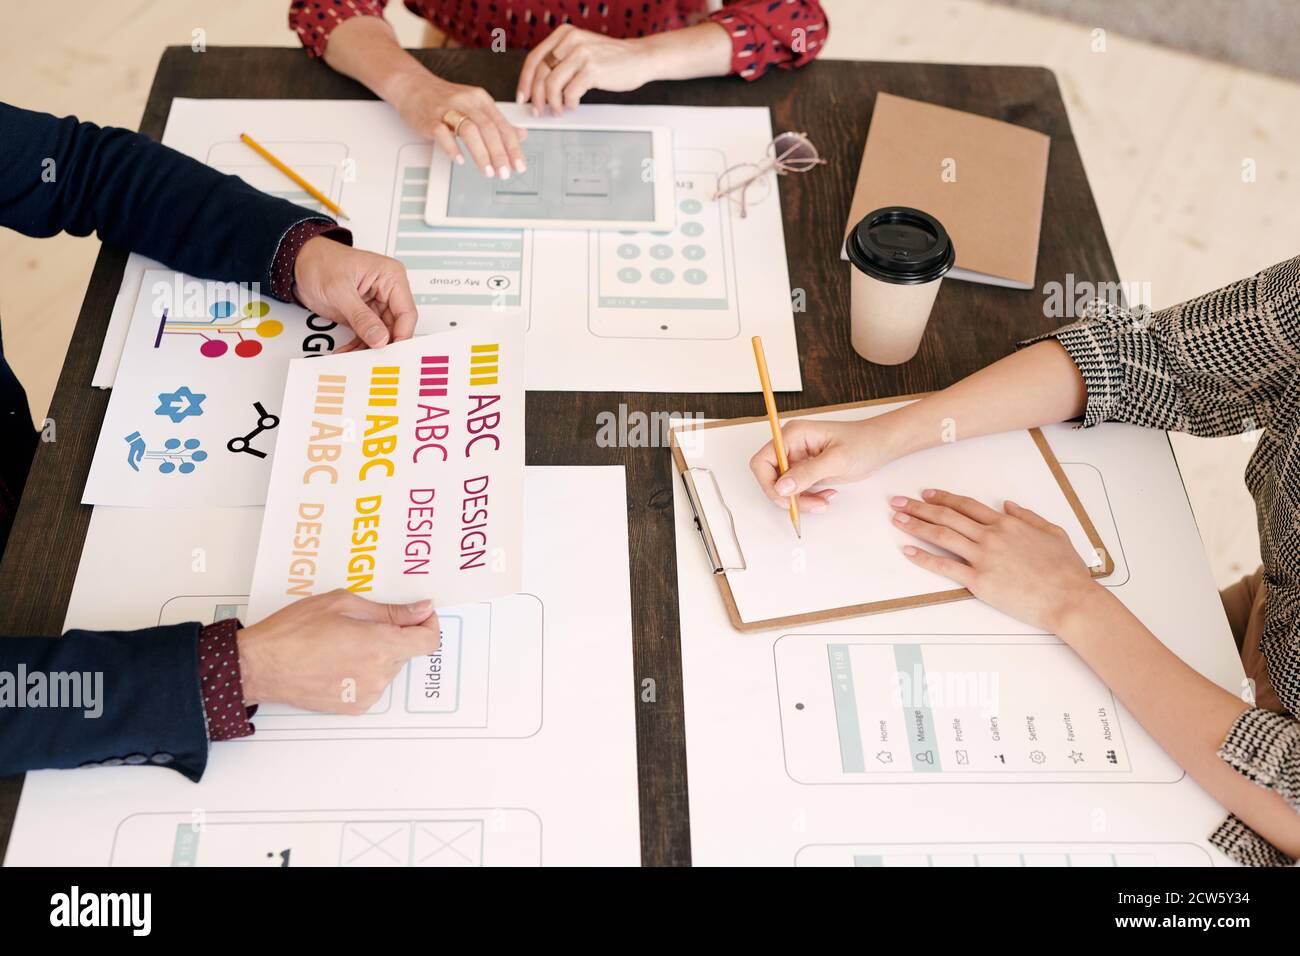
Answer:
[{"left": 227, "top": 401, "right": 280, "bottom": 458}]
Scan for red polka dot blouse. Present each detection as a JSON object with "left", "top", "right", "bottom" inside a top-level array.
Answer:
[{"left": 289, "top": 0, "right": 828, "bottom": 80}]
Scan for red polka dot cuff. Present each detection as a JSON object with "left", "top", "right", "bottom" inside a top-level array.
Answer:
[
  {"left": 197, "top": 619, "right": 257, "bottom": 742},
  {"left": 289, "top": 0, "right": 379, "bottom": 60},
  {"left": 270, "top": 218, "right": 353, "bottom": 304}
]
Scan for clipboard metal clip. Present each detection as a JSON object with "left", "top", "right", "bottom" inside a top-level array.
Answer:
[{"left": 680, "top": 466, "right": 747, "bottom": 575}]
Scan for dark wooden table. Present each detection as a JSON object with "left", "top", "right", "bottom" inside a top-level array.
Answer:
[{"left": 0, "top": 48, "right": 1120, "bottom": 865}]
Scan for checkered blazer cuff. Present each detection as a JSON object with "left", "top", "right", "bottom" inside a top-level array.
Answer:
[
  {"left": 1018, "top": 299, "right": 1133, "bottom": 428},
  {"left": 1219, "top": 706, "right": 1300, "bottom": 806},
  {"left": 1209, "top": 813, "right": 1296, "bottom": 867}
]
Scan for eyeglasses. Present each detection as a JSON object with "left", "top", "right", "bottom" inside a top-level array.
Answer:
[{"left": 712, "top": 131, "right": 826, "bottom": 218}]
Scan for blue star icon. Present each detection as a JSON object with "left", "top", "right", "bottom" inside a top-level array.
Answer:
[{"left": 155, "top": 385, "right": 206, "bottom": 423}]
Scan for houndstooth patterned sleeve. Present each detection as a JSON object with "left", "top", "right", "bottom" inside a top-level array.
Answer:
[
  {"left": 1209, "top": 815, "right": 1295, "bottom": 867},
  {"left": 1024, "top": 256, "right": 1300, "bottom": 866},
  {"left": 1209, "top": 708, "right": 1300, "bottom": 866},
  {"left": 1019, "top": 256, "right": 1300, "bottom": 434}
]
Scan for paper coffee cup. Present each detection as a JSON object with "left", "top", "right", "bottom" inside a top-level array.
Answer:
[{"left": 846, "top": 207, "right": 955, "bottom": 365}]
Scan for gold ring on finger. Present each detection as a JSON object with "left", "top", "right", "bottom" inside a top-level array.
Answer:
[{"left": 443, "top": 108, "right": 469, "bottom": 137}]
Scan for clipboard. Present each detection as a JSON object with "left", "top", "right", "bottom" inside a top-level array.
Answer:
[{"left": 669, "top": 395, "right": 1114, "bottom": 633}]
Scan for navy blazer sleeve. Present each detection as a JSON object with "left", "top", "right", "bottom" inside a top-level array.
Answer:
[
  {"left": 0, "top": 102, "right": 327, "bottom": 291},
  {"left": 0, "top": 625, "right": 210, "bottom": 781},
  {"left": 0, "top": 103, "right": 334, "bottom": 782}
]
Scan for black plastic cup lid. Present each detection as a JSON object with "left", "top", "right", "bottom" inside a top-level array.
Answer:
[{"left": 847, "top": 206, "right": 955, "bottom": 285}]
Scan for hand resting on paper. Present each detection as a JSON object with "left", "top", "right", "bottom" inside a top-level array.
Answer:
[
  {"left": 390, "top": 72, "right": 529, "bottom": 179},
  {"left": 748, "top": 411, "right": 1101, "bottom": 632},
  {"left": 890, "top": 489, "right": 1100, "bottom": 633},
  {"left": 292, "top": 236, "right": 419, "bottom": 353},
  {"left": 237, "top": 589, "right": 441, "bottom": 715}
]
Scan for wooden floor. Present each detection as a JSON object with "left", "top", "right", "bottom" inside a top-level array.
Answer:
[{"left": 3, "top": 0, "right": 1296, "bottom": 586}]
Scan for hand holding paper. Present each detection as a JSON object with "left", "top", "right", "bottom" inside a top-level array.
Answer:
[
  {"left": 292, "top": 236, "right": 420, "bottom": 350},
  {"left": 247, "top": 317, "right": 525, "bottom": 623},
  {"left": 239, "top": 590, "right": 441, "bottom": 714}
]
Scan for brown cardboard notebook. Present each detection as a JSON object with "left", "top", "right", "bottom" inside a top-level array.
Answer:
[{"left": 842, "top": 92, "right": 1050, "bottom": 290}]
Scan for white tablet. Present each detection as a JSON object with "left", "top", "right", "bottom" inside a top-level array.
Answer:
[{"left": 424, "top": 123, "right": 676, "bottom": 232}]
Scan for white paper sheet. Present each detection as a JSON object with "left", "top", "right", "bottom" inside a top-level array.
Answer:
[
  {"left": 4, "top": 467, "right": 639, "bottom": 867},
  {"left": 246, "top": 323, "right": 524, "bottom": 621},
  {"left": 796, "top": 842, "right": 1215, "bottom": 867},
  {"left": 675, "top": 402, "right": 1102, "bottom": 625},
  {"left": 82, "top": 270, "right": 347, "bottom": 507},
  {"left": 675, "top": 422, "right": 1245, "bottom": 866},
  {"left": 91, "top": 98, "right": 801, "bottom": 393}
]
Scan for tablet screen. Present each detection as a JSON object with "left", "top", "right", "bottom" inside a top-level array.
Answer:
[{"left": 446, "top": 128, "right": 656, "bottom": 223}]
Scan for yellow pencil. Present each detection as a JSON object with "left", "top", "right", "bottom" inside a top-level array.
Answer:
[
  {"left": 752, "top": 335, "right": 801, "bottom": 539},
  {"left": 239, "top": 132, "right": 349, "bottom": 221}
]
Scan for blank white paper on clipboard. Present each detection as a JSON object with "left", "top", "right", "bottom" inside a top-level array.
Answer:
[{"left": 672, "top": 400, "right": 1107, "bottom": 630}]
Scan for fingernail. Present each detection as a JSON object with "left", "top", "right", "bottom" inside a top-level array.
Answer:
[
  {"left": 894, "top": 512, "right": 910, "bottom": 523},
  {"left": 824, "top": 489, "right": 838, "bottom": 501},
  {"left": 364, "top": 327, "right": 388, "bottom": 348},
  {"left": 407, "top": 599, "right": 433, "bottom": 613},
  {"left": 531, "top": 106, "right": 541, "bottom": 118},
  {"left": 890, "top": 496, "right": 908, "bottom": 508},
  {"left": 922, "top": 489, "right": 937, "bottom": 500},
  {"left": 515, "top": 89, "right": 526, "bottom": 103},
  {"left": 807, "top": 501, "right": 827, "bottom": 513},
  {"left": 514, "top": 158, "right": 527, "bottom": 173},
  {"left": 775, "top": 478, "right": 795, "bottom": 495},
  {"left": 483, "top": 165, "right": 495, "bottom": 178},
  {"left": 903, "top": 546, "right": 918, "bottom": 556},
  {"left": 454, "top": 154, "right": 465, "bottom": 166},
  {"left": 498, "top": 166, "right": 511, "bottom": 179}
]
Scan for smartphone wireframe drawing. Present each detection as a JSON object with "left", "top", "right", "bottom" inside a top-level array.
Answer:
[
  {"left": 110, "top": 808, "right": 543, "bottom": 867},
  {"left": 774, "top": 635, "right": 1180, "bottom": 784},
  {"left": 158, "top": 593, "right": 544, "bottom": 738},
  {"left": 587, "top": 148, "right": 739, "bottom": 339},
  {"left": 389, "top": 142, "right": 532, "bottom": 331}
]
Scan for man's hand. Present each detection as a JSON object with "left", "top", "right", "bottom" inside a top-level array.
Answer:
[
  {"left": 292, "top": 236, "right": 418, "bottom": 351},
  {"left": 237, "top": 589, "right": 440, "bottom": 715}
]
